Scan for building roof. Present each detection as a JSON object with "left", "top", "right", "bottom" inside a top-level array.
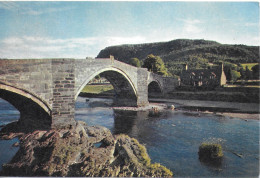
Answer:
[{"left": 180, "top": 65, "right": 223, "bottom": 80}]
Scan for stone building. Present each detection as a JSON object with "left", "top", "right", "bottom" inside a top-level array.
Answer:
[{"left": 180, "top": 63, "right": 226, "bottom": 88}]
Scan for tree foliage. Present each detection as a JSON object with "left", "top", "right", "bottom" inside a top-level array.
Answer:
[
  {"left": 142, "top": 54, "right": 168, "bottom": 76},
  {"left": 128, "top": 58, "right": 141, "bottom": 67},
  {"left": 230, "top": 70, "right": 241, "bottom": 82},
  {"left": 251, "top": 64, "right": 259, "bottom": 79}
]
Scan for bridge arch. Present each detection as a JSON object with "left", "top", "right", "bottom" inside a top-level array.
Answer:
[
  {"left": 148, "top": 80, "right": 163, "bottom": 98},
  {"left": 0, "top": 82, "right": 51, "bottom": 131},
  {"left": 75, "top": 67, "right": 138, "bottom": 106}
]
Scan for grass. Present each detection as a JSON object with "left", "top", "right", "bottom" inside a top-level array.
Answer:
[
  {"left": 225, "top": 84, "right": 260, "bottom": 88},
  {"left": 131, "top": 137, "right": 173, "bottom": 176},
  {"left": 81, "top": 84, "right": 114, "bottom": 94},
  {"left": 241, "top": 63, "right": 258, "bottom": 71},
  {"left": 132, "top": 138, "right": 151, "bottom": 166}
]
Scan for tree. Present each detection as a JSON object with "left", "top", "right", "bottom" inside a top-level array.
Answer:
[
  {"left": 224, "top": 66, "right": 232, "bottom": 81},
  {"left": 142, "top": 54, "right": 168, "bottom": 76},
  {"left": 230, "top": 70, "right": 241, "bottom": 82},
  {"left": 244, "top": 66, "right": 252, "bottom": 80},
  {"left": 95, "top": 75, "right": 101, "bottom": 80},
  {"left": 128, "top": 58, "right": 141, "bottom": 67},
  {"left": 251, "top": 64, "right": 259, "bottom": 79}
]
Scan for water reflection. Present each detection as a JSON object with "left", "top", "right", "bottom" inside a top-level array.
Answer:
[
  {"left": 0, "top": 99, "right": 20, "bottom": 171},
  {"left": 75, "top": 97, "right": 259, "bottom": 177},
  {"left": 0, "top": 96, "right": 259, "bottom": 177},
  {"left": 113, "top": 110, "right": 138, "bottom": 135}
]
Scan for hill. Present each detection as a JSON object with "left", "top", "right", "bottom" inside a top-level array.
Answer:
[{"left": 97, "top": 39, "right": 259, "bottom": 77}]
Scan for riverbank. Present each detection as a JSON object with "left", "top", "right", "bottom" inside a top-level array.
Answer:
[
  {"left": 112, "top": 103, "right": 167, "bottom": 111},
  {"left": 82, "top": 95, "right": 259, "bottom": 120},
  {"left": 150, "top": 98, "right": 260, "bottom": 120},
  {"left": 170, "top": 87, "right": 260, "bottom": 103}
]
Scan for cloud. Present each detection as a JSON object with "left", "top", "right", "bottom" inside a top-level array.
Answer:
[
  {"left": 0, "top": 2, "right": 75, "bottom": 15},
  {"left": 0, "top": 30, "right": 258, "bottom": 59},
  {"left": 0, "top": 36, "right": 147, "bottom": 59},
  {"left": 0, "top": 2, "right": 19, "bottom": 10},
  {"left": 182, "top": 19, "right": 204, "bottom": 34},
  {"left": 22, "top": 6, "right": 76, "bottom": 16},
  {"left": 244, "top": 22, "right": 258, "bottom": 27}
]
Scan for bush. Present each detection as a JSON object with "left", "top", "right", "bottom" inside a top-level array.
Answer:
[
  {"left": 128, "top": 58, "right": 141, "bottom": 67},
  {"left": 230, "top": 70, "right": 241, "bottom": 82},
  {"left": 198, "top": 143, "right": 223, "bottom": 161}
]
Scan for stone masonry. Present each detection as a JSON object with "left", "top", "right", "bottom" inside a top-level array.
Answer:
[{"left": 0, "top": 58, "right": 179, "bottom": 129}]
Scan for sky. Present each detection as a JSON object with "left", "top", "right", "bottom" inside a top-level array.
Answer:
[{"left": 0, "top": 1, "right": 259, "bottom": 59}]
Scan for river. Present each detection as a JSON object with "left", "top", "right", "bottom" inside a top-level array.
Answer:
[{"left": 0, "top": 97, "right": 259, "bottom": 177}]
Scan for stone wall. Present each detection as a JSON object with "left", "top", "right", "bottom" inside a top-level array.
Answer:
[{"left": 0, "top": 59, "right": 53, "bottom": 108}]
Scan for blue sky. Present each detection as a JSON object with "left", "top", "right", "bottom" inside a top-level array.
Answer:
[{"left": 0, "top": 1, "right": 259, "bottom": 58}]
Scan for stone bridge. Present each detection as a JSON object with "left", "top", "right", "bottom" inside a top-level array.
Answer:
[{"left": 0, "top": 58, "right": 178, "bottom": 130}]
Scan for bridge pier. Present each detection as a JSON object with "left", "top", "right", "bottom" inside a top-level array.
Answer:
[
  {"left": 51, "top": 59, "right": 77, "bottom": 129},
  {"left": 137, "top": 68, "right": 149, "bottom": 107}
]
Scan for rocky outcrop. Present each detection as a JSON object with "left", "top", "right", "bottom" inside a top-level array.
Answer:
[{"left": 0, "top": 121, "right": 173, "bottom": 177}]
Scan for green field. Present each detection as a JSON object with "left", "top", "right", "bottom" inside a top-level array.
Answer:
[
  {"left": 81, "top": 84, "right": 114, "bottom": 94},
  {"left": 241, "top": 63, "right": 258, "bottom": 71}
]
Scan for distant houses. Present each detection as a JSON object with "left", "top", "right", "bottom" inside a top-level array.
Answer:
[{"left": 180, "top": 63, "right": 226, "bottom": 88}]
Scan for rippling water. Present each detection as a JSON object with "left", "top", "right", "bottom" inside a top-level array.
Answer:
[
  {"left": 0, "top": 99, "right": 20, "bottom": 171},
  {"left": 0, "top": 97, "right": 259, "bottom": 177},
  {"left": 75, "top": 97, "right": 259, "bottom": 177}
]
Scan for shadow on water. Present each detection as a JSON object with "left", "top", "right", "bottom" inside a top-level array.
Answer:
[
  {"left": 113, "top": 110, "right": 138, "bottom": 135},
  {"left": 199, "top": 156, "right": 223, "bottom": 169}
]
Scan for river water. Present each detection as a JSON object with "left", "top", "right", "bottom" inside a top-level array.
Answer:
[{"left": 0, "top": 97, "right": 259, "bottom": 177}]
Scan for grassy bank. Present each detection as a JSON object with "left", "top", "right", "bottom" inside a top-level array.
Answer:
[
  {"left": 168, "top": 90, "right": 259, "bottom": 103},
  {"left": 81, "top": 84, "right": 114, "bottom": 94},
  {"left": 79, "top": 84, "right": 114, "bottom": 98},
  {"left": 80, "top": 84, "right": 260, "bottom": 103}
]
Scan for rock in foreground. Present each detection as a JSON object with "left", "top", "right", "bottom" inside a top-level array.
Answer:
[{"left": 0, "top": 121, "right": 173, "bottom": 177}]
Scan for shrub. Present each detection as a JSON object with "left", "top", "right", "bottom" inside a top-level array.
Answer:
[{"left": 198, "top": 143, "right": 223, "bottom": 161}]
